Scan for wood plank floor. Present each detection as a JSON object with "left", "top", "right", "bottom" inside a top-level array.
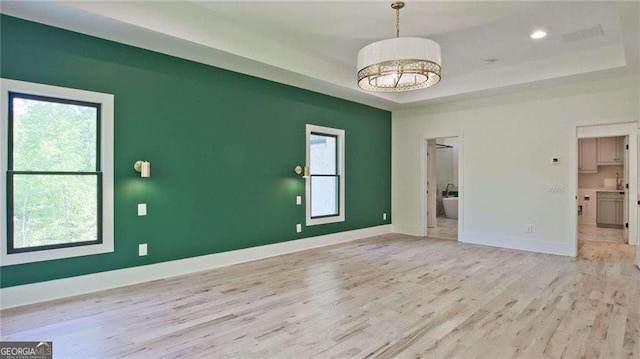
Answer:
[
  {"left": 2, "top": 234, "right": 640, "bottom": 358},
  {"left": 578, "top": 240, "right": 637, "bottom": 263}
]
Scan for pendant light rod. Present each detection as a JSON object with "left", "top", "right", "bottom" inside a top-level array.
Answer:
[
  {"left": 392, "top": 2, "right": 405, "bottom": 38},
  {"left": 392, "top": 1, "right": 405, "bottom": 87}
]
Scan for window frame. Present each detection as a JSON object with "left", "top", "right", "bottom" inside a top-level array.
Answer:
[
  {"left": 7, "top": 92, "right": 103, "bottom": 254},
  {"left": 305, "top": 124, "right": 345, "bottom": 226},
  {"left": 1, "top": 78, "right": 114, "bottom": 265}
]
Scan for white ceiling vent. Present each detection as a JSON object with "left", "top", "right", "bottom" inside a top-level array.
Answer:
[{"left": 562, "top": 25, "right": 604, "bottom": 43}]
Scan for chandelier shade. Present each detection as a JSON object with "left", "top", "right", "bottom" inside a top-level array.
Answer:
[
  {"left": 357, "top": 37, "right": 441, "bottom": 92},
  {"left": 357, "top": 2, "right": 442, "bottom": 92}
]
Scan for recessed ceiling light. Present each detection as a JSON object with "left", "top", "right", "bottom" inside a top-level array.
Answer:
[{"left": 531, "top": 30, "right": 547, "bottom": 39}]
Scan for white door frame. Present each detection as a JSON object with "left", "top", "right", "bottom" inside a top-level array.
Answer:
[
  {"left": 575, "top": 122, "right": 638, "bottom": 258},
  {"left": 426, "top": 140, "right": 437, "bottom": 229},
  {"left": 419, "top": 133, "right": 464, "bottom": 239}
]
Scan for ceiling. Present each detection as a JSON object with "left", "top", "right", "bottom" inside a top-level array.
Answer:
[{"left": 1, "top": 1, "right": 639, "bottom": 110}]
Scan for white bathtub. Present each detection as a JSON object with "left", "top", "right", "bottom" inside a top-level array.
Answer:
[{"left": 442, "top": 197, "right": 458, "bottom": 219}]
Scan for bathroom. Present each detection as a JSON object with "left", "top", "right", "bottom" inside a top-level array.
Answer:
[{"left": 426, "top": 136, "right": 458, "bottom": 240}]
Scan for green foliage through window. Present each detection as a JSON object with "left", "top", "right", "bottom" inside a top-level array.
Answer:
[{"left": 8, "top": 93, "right": 102, "bottom": 252}]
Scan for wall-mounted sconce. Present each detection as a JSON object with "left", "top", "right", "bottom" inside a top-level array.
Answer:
[
  {"left": 294, "top": 165, "right": 309, "bottom": 178},
  {"left": 134, "top": 160, "right": 151, "bottom": 178}
]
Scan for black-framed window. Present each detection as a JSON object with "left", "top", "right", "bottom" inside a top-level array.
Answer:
[
  {"left": 309, "top": 132, "right": 339, "bottom": 218},
  {"left": 7, "top": 92, "right": 102, "bottom": 254}
]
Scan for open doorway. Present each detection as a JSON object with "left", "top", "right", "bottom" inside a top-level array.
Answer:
[
  {"left": 576, "top": 124, "right": 638, "bottom": 263},
  {"left": 426, "top": 137, "right": 459, "bottom": 240}
]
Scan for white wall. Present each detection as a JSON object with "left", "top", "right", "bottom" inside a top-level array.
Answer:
[
  {"left": 577, "top": 189, "right": 598, "bottom": 225},
  {"left": 392, "top": 74, "right": 640, "bottom": 255}
]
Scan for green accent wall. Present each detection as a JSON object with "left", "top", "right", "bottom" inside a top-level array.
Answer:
[{"left": 0, "top": 15, "right": 391, "bottom": 287}]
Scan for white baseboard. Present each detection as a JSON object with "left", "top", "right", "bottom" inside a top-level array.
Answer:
[
  {"left": 0, "top": 225, "right": 392, "bottom": 309},
  {"left": 392, "top": 225, "right": 424, "bottom": 237},
  {"left": 461, "top": 232, "right": 575, "bottom": 257}
]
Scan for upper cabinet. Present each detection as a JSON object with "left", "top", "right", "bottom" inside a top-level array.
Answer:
[
  {"left": 597, "top": 136, "right": 625, "bottom": 165},
  {"left": 578, "top": 138, "right": 598, "bottom": 173}
]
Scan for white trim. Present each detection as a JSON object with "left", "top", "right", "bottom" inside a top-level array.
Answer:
[
  {"left": 461, "top": 232, "right": 574, "bottom": 257},
  {"left": 575, "top": 122, "right": 638, "bottom": 258},
  {"left": 0, "top": 78, "right": 114, "bottom": 266},
  {"left": 305, "top": 124, "right": 346, "bottom": 226},
  {"left": 0, "top": 225, "right": 392, "bottom": 309},
  {"left": 577, "top": 122, "right": 638, "bottom": 138},
  {"left": 391, "top": 225, "right": 423, "bottom": 237}
]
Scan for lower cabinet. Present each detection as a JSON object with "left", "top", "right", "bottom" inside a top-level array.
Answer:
[{"left": 596, "top": 192, "right": 624, "bottom": 228}]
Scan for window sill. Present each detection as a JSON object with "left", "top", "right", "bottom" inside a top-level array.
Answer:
[
  {"left": 306, "top": 214, "right": 345, "bottom": 226},
  {"left": 0, "top": 241, "right": 114, "bottom": 266}
]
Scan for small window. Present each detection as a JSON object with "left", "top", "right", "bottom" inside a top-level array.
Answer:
[
  {"left": 306, "top": 124, "right": 345, "bottom": 226},
  {"left": 1, "top": 79, "right": 114, "bottom": 265}
]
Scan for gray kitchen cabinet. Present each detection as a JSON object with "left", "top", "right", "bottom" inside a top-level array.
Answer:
[
  {"left": 578, "top": 138, "right": 597, "bottom": 174},
  {"left": 597, "top": 192, "right": 624, "bottom": 228},
  {"left": 597, "top": 136, "right": 624, "bottom": 165}
]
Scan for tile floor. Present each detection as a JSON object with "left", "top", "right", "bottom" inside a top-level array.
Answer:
[{"left": 427, "top": 216, "right": 458, "bottom": 241}]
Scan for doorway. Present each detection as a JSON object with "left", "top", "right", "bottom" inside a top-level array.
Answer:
[
  {"left": 576, "top": 124, "right": 638, "bottom": 263},
  {"left": 425, "top": 137, "right": 460, "bottom": 240}
]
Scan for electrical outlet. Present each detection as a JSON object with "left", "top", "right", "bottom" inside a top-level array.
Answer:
[
  {"left": 139, "top": 243, "right": 147, "bottom": 256},
  {"left": 138, "top": 203, "right": 147, "bottom": 216},
  {"left": 296, "top": 224, "right": 302, "bottom": 233},
  {"left": 526, "top": 224, "right": 533, "bottom": 233},
  {"left": 383, "top": 213, "right": 387, "bottom": 220},
  {"left": 296, "top": 196, "right": 302, "bottom": 205}
]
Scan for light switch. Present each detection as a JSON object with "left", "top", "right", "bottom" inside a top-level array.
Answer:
[
  {"left": 138, "top": 203, "right": 147, "bottom": 216},
  {"left": 296, "top": 196, "right": 302, "bottom": 205},
  {"left": 139, "top": 243, "right": 147, "bottom": 256},
  {"left": 296, "top": 224, "right": 302, "bottom": 233}
]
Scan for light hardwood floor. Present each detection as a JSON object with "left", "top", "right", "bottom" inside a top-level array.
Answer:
[
  {"left": 578, "top": 223, "right": 636, "bottom": 262},
  {"left": 578, "top": 240, "right": 637, "bottom": 263},
  {"left": 428, "top": 216, "right": 458, "bottom": 241},
  {"left": 2, "top": 234, "right": 640, "bottom": 358},
  {"left": 579, "top": 224, "right": 624, "bottom": 244}
]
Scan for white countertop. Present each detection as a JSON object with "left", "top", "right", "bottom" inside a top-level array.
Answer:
[{"left": 580, "top": 187, "right": 624, "bottom": 192}]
